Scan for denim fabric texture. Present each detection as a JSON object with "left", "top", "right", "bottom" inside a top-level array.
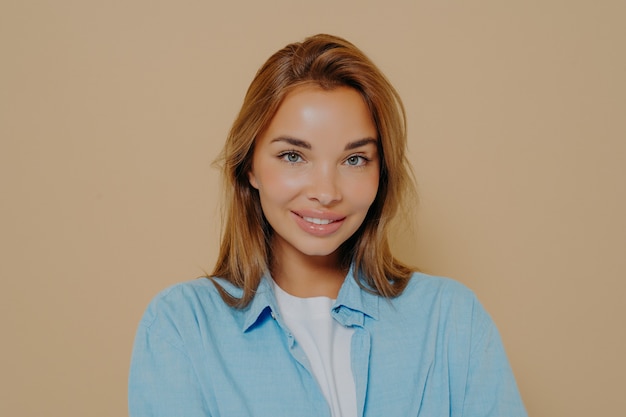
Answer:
[{"left": 129, "top": 270, "right": 527, "bottom": 417}]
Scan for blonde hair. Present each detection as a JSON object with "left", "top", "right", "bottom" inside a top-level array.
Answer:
[{"left": 211, "top": 34, "right": 416, "bottom": 308}]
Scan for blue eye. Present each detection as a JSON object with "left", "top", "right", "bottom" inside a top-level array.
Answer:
[
  {"left": 281, "top": 152, "right": 302, "bottom": 163},
  {"left": 346, "top": 155, "right": 366, "bottom": 166}
]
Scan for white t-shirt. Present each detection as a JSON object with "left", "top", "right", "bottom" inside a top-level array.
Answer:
[{"left": 272, "top": 281, "right": 357, "bottom": 417}]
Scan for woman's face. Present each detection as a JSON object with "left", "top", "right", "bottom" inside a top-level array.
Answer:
[{"left": 249, "top": 85, "right": 379, "bottom": 263}]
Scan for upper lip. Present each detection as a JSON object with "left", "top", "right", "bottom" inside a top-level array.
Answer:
[{"left": 292, "top": 209, "right": 345, "bottom": 222}]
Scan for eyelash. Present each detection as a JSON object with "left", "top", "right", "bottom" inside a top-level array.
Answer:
[
  {"left": 345, "top": 154, "right": 370, "bottom": 167},
  {"left": 278, "top": 150, "right": 304, "bottom": 164},
  {"left": 277, "top": 150, "right": 370, "bottom": 166}
]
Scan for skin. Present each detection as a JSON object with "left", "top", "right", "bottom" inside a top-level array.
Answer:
[{"left": 248, "top": 85, "right": 380, "bottom": 298}]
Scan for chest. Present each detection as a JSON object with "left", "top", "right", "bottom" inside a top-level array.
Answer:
[{"left": 184, "top": 313, "right": 468, "bottom": 417}]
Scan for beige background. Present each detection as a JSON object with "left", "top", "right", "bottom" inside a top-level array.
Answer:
[{"left": 1, "top": 1, "right": 624, "bottom": 416}]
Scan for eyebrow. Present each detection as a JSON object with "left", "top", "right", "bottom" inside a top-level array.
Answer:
[
  {"left": 344, "top": 137, "right": 377, "bottom": 151},
  {"left": 271, "top": 136, "right": 311, "bottom": 149},
  {"left": 271, "top": 136, "right": 377, "bottom": 151}
]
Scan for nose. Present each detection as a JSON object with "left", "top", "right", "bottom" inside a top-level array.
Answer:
[{"left": 306, "top": 164, "right": 342, "bottom": 206}]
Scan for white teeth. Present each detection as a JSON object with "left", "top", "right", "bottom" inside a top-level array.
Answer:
[{"left": 302, "top": 216, "right": 334, "bottom": 225}]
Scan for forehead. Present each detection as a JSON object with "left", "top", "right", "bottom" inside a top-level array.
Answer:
[{"left": 258, "top": 85, "right": 377, "bottom": 145}]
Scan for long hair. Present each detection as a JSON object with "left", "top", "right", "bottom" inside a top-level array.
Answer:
[{"left": 211, "top": 34, "right": 416, "bottom": 308}]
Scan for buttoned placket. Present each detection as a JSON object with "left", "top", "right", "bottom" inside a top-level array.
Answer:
[
  {"left": 269, "top": 307, "right": 333, "bottom": 416},
  {"left": 331, "top": 305, "right": 371, "bottom": 417},
  {"left": 247, "top": 271, "right": 377, "bottom": 417},
  {"left": 270, "top": 309, "right": 311, "bottom": 370},
  {"left": 270, "top": 304, "right": 372, "bottom": 417}
]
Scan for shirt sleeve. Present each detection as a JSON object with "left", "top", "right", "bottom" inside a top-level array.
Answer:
[
  {"left": 461, "top": 298, "right": 528, "bottom": 417},
  {"left": 128, "top": 304, "right": 211, "bottom": 417}
]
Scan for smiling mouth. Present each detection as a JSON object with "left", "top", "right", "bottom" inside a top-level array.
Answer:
[
  {"left": 302, "top": 216, "right": 336, "bottom": 225},
  {"left": 292, "top": 211, "right": 345, "bottom": 236}
]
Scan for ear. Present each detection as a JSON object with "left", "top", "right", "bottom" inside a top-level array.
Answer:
[{"left": 248, "top": 169, "right": 259, "bottom": 190}]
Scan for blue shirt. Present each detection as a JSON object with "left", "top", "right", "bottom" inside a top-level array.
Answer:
[{"left": 129, "top": 271, "right": 527, "bottom": 416}]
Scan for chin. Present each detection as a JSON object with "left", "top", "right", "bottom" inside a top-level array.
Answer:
[
  {"left": 300, "top": 248, "right": 341, "bottom": 258},
  {"left": 294, "top": 241, "right": 343, "bottom": 259}
]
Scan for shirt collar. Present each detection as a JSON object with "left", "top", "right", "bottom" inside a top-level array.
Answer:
[
  {"left": 241, "top": 265, "right": 380, "bottom": 333},
  {"left": 333, "top": 266, "right": 380, "bottom": 321},
  {"left": 241, "top": 275, "right": 277, "bottom": 332}
]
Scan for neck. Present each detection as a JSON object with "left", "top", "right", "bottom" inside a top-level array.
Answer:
[{"left": 270, "top": 242, "right": 347, "bottom": 299}]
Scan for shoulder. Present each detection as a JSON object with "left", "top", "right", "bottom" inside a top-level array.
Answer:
[
  {"left": 138, "top": 277, "right": 241, "bottom": 333},
  {"left": 401, "top": 272, "right": 478, "bottom": 304},
  {"left": 387, "top": 272, "right": 489, "bottom": 326},
  {"left": 375, "top": 273, "right": 499, "bottom": 355}
]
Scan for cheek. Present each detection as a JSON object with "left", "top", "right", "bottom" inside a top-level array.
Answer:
[
  {"left": 255, "top": 163, "right": 306, "bottom": 200},
  {"left": 346, "top": 172, "right": 380, "bottom": 209}
]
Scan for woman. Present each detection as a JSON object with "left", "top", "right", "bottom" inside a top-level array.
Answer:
[{"left": 129, "top": 34, "right": 527, "bottom": 417}]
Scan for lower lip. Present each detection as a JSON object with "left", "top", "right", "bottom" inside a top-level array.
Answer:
[{"left": 291, "top": 212, "right": 345, "bottom": 237}]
